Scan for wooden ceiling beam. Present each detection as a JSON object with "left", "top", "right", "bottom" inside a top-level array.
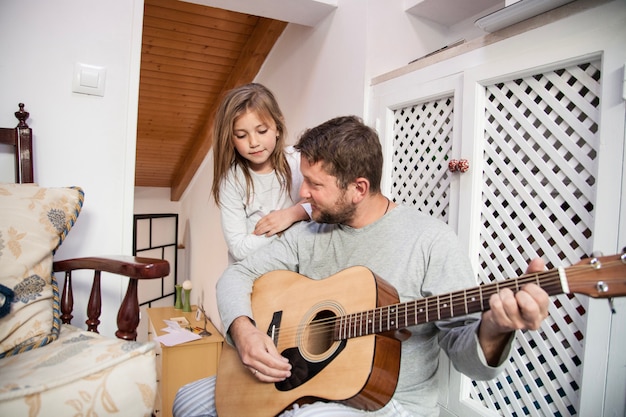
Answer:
[{"left": 170, "top": 17, "right": 288, "bottom": 201}]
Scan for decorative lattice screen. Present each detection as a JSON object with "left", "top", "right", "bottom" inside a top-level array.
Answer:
[
  {"left": 392, "top": 97, "right": 454, "bottom": 223},
  {"left": 473, "top": 61, "right": 601, "bottom": 417},
  {"left": 390, "top": 60, "right": 601, "bottom": 416}
]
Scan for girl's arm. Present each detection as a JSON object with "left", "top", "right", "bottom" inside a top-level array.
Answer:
[
  {"left": 220, "top": 175, "right": 277, "bottom": 262},
  {"left": 251, "top": 146, "right": 312, "bottom": 237},
  {"left": 253, "top": 202, "right": 310, "bottom": 237}
]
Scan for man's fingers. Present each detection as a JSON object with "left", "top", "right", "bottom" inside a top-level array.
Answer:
[
  {"left": 525, "top": 258, "right": 546, "bottom": 274},
  {"left": 488, "top": 284, "right": 549, "bottom": 332}
]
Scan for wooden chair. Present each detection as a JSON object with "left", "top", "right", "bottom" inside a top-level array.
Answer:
[
  {"left": 0, "top": 103, "right": 33, "bottom": 183},
  {"left": 1, "top": 103, "right": 169, "bottom": 341}
]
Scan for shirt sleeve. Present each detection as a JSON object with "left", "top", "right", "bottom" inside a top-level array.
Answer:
[
  {"left": 419, "top": 225, "right": 513, "bottom": 379},
  {"left": 437, "top": 319, "right": 516, "bottom": 379},
  {"left": 219, "top": 169, "right": 276, "bottom": 262},
  {"left": 216, "top": 222, "right": 303, "bottom": 343}
]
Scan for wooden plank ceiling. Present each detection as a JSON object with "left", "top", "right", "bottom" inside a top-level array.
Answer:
[{"left": 136, "top": 0, "right": 287, "bottom": 200}]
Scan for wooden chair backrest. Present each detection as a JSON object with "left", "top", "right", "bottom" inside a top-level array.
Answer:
[{"left": 0, "top": 103, "right": 33, "bottom": 183}]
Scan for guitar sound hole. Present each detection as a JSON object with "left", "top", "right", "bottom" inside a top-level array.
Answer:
[
  {"left": 278, "top": 307, "right": 346, "bottom": 392},
  {"left": 303, "top": 310, "right": 335, "bottom": 356}
]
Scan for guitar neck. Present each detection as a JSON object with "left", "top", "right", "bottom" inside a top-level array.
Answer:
[{"left": 328, "top": 253, "right": 626, "bottom": 340}]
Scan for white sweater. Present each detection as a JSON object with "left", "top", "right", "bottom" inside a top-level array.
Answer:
[{"left": 218, "top": 146, "right": 308, "bottom": 263}]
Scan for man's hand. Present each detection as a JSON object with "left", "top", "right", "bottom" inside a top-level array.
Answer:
[
  {"left": 478, "top": 258, "right": 550, "bottom": 365},
  {"left": 229, "top": 316, "right": 291, "bottom": 382}
]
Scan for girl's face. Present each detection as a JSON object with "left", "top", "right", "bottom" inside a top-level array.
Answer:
[{"left": 232, "top": 109, "right": 278, "bottom": 173}]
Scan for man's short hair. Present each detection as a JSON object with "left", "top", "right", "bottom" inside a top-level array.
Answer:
[{"left": 295, "top": 116, "right": 383, "bottom": 193}]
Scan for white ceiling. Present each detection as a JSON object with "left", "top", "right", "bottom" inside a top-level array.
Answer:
[
  {"left": 181, "top": 0, "right": 338, "bottom": 26},
  {"left": 182, "top": 0, "right": 510, "bottom": 28},
  {"left": 404, "top": 0, "right": 504, "bottom": 26}
]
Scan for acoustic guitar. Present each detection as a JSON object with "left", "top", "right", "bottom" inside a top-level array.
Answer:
[{"left": 215, "top": 253, "right": 626, "bottom": 416}]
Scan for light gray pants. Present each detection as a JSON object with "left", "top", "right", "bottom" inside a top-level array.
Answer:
[{"left": 172, "top": 375, "right": 414, "bottom": 417}]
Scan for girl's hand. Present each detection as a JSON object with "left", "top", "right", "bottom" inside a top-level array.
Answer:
[{"left": 254, "top": 205, "right": 308, "bottom": 237}]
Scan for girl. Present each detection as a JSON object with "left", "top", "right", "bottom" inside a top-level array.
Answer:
[{"left": 211, "top": 83, "right": 310, "bottom": 263}]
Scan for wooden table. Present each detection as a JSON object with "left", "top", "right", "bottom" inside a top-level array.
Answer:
[{"left": 147, "top": 305, "right": 223, "bottom": 417}]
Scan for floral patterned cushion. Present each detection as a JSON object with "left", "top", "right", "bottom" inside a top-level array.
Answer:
[
  {"left": 0, "top": 183, "right": 84, "bottom": 358},
  {"left": 0, "top": 324, "right": 157, "bottom": 416}
]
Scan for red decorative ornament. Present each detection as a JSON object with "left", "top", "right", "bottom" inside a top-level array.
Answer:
[
  {"left": 458, "top": 159, "right": 470, "bottom": 173},
  {"left": 448, "top": 159, "right": 459, "bottom": 172}
]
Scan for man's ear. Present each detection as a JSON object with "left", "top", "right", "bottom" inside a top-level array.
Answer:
[{"left": 351, "top": 177, "right": 370, "bottom": 203}]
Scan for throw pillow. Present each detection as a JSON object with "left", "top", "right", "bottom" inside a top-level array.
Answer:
[{"left": 0, "top": 183, "right": 84, "bottom": 358}]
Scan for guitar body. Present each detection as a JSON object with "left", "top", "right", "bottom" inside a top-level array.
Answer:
[{"left": 215, "top": 266, "right": 403, "bottom": 417}]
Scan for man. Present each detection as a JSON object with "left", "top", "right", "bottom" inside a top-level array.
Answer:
[{"left": 174, "top": 115, "right": 549, "bottom": 417}]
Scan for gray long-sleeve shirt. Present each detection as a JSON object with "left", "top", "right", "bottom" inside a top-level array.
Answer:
[
  {"left": 218, "top": 146, "right": 309, "bottom": 263},
  {"left": 217, "top": 204, "right": 513, "bottom": 416}
]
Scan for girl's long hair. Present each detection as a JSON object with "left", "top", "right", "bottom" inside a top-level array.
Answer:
[{"left": 211, "top": 83, "right": 291, "bottom": 206}]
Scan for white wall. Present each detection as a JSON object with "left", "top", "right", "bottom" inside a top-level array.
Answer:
[
  {"left": 1, "top": 0, "right": 145, "bottom": 337},
  {"left": 259, "top": 0, "right": 461, "bottom": 140},
  {"left": 179, "top": 155, "right": 228, "bottom": 329},
  {"left": 257, "top": 0, "right": 493, "bottom": 140},
  {"left": 258, "top": 0, "right": 368, "bottom": 138}
]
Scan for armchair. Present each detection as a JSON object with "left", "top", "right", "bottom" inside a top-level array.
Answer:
[{"left": 0, "top": 104, "right": 169, "bottom": 416}]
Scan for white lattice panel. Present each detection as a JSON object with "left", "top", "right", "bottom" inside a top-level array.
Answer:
[
  {"left": 388, "top": 59, "right": 602, "bottom": 416},
  {"left": 472, "top": 60, "right": 602, "bottom": 416},
  {"left": 391, "top": 97, "right": 454, "bottom": 222}
]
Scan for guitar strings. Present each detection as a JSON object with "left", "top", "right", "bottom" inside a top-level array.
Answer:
[
  {"left": 272, "top": 273, "right": 552, "bottom": 342},
  {"left": 267, "top": 267, "right": 570, "bottom": 341},
  {"left": 263, "top": 260, "right": 623, "bottom": 343}
]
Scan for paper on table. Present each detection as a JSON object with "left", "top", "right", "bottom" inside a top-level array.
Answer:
[{"left": 155, "top": 319, "right": 202, "bottom": 346}]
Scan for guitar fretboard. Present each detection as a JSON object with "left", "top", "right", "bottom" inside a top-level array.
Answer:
[{"left": 334, "top": 271, "right": 565, "bottom": 340}]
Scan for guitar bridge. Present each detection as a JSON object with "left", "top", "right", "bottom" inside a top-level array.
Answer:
[{"left": 268, "top": 311, "right": 283, "bottom": 346}]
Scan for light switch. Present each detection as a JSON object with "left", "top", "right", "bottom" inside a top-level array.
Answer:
[{"left": 72, "top": 63, "right": 106, "bottom": 97}]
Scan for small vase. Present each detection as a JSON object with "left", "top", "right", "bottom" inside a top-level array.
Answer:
[
  {"left": 183, "top": 289, "right": 192, "bottom": 312},
  {"left": 174, "top": 284, "right": 183, "bottom": 309}
]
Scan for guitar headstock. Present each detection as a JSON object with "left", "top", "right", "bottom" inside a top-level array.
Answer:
[{"left": 565, "top": 252, "right": 626, "bottom": 298}]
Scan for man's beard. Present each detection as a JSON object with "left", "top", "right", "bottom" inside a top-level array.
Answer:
[{"left": 312, "top": 190, "right": 356, "bottom": 224}]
